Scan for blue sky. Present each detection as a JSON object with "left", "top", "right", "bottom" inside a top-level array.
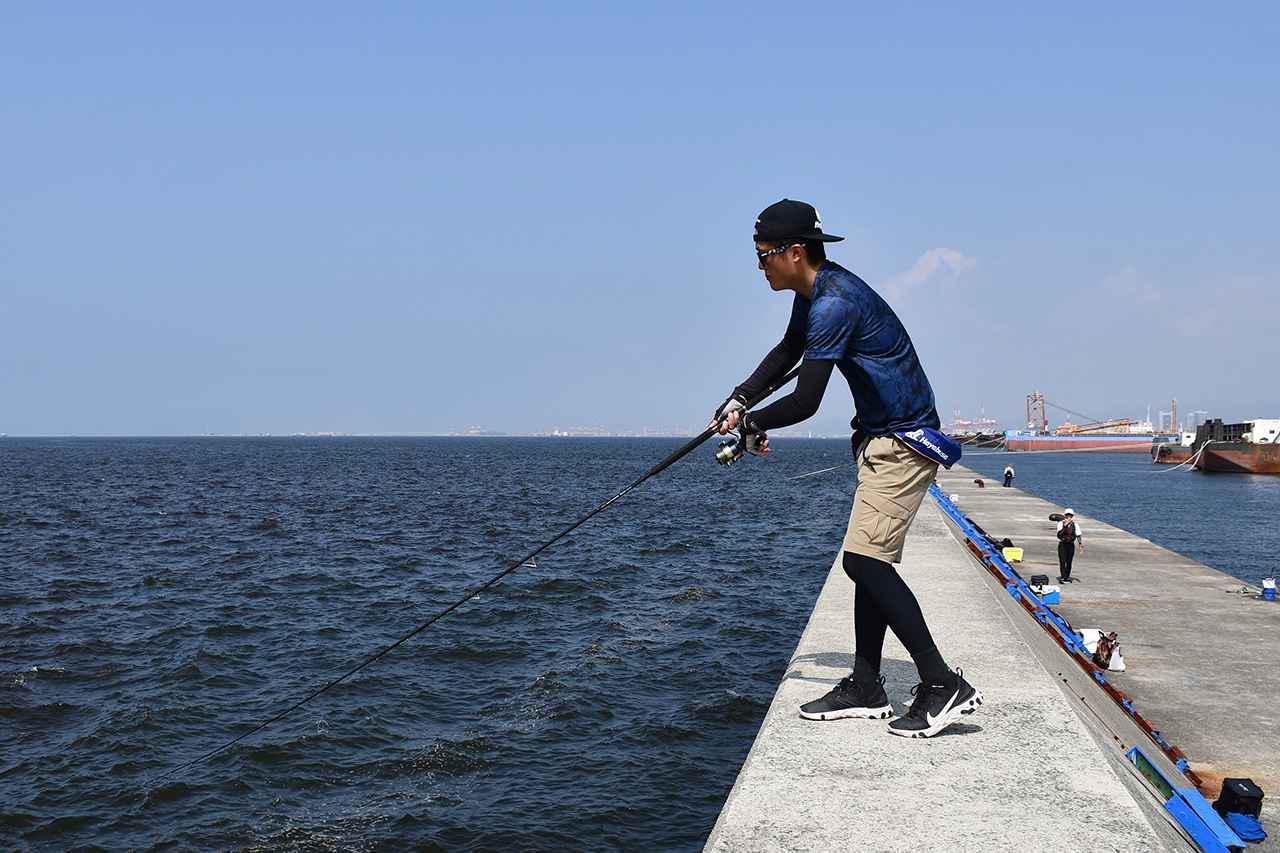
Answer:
[{"left": 4, "top": 5, "right": 1278, "bottom": 435}]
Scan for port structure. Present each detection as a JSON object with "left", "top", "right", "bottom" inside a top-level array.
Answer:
[
  {"left": 1027, "top": 392, "right": 1116, "bottom": 434},
  {"left": 1027, "top": 394, "right": 1182, "bottom": 437},
  {"left": 1055, "top": 418, "right": 1136, "bottom": 436},
  {"left": 1025, "top": 391, "right": 1048, "bottom": 432}
]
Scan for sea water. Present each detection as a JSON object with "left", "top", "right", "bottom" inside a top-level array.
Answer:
[{"left": 2, "top": 437, "right": 1272, "bottom": 849}]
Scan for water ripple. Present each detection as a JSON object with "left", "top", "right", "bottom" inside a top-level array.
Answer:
[{"left": 0, "top": 436, "right": 844, "bottom": 850}]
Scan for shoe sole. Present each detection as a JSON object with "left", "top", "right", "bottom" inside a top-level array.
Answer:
[
  {"left": 799, "top": 704, "right": 894, "bottom": 722},
  {"left": 887, "top": 690, "right": 983, "bottom": 738}
]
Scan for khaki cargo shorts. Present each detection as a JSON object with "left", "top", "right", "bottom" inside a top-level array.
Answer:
[{"left": 841, "top": 435, "right": 940, "bottom": 564}]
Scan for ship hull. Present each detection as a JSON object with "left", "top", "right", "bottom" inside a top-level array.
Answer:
[
  {"left": 1152, "top": 444, "right": 1193, "bottom": 464},
  {"left": 1193, "top": 442, "right": 1280, "bottom": 474},
  {"left": 1005, "top": 434, "right": 1157, "bottom": 452}
]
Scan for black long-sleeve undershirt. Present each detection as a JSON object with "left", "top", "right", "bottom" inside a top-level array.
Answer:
[
  {"left": 733, "top": 326, "right": 806, "bottom": 403},
  {"left": 744, "top": 358, "right": 835, "bottom": 432}
]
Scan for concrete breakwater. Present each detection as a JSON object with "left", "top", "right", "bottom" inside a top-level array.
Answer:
[
  {"left": 935, "top": 464, "right": 1278, "bottom": 849},
  {"left": 707, "top": 465, "right": 1277, "bottom": 851}
]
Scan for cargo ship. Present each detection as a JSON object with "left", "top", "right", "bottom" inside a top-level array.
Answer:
[
  {"left": 1005, "top": 429, "right": 1172, "bottom": 452},
  {"left": 1004, "top": 390, "right": 1178, "bottom": 453},
  {"left": 1191, "top": 418, "right": 1280, "bottom": 474},
  {"left": 1005, "top": 417, "right": 1178, "bottom": 453},
  {"left": 945, "top": 409, "right": 1004, "bottom": 447}
]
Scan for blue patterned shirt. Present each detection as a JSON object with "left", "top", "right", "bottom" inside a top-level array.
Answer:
[{"left": 788, "top": 262, "right": 940, "bottom": 434}]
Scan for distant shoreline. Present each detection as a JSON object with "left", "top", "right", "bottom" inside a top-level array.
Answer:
[{"left": 0, "top": 433, "right": 854, "bottom": 440}]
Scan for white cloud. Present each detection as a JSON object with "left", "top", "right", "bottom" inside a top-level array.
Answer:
[{"left": 881, "top": 247, "right": 976, "bottom": 298}]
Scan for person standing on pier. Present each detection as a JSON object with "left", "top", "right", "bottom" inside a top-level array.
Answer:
[
  {"left": 1056, "top": 509, "right": 1084, "bottom": 582},
  {"left": 709, "top": 199, "right": 981, "bottom": 738},
  {"left": 1003, "top": 464, "right": 1015, "bottom": 487}
]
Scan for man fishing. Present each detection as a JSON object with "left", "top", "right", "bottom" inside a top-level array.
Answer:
[{"left": 710, "top": 199, "right": 981, "bottom": 738}]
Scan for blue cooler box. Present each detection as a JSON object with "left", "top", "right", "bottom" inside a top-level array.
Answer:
[{"left": 1030, "top": 585, "right": 1060, "bottom": 604}]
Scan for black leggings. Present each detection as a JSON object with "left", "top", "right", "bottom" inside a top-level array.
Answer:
[{"left": 843, "top": 551, "right": 947, "bottom": 682}]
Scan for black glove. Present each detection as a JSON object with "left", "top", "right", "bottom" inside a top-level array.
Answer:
[
  {"left": 712, "top": 392, "right": 748, "bottom": 424},
  {"left": 739, "top": 413, "right": 768, "bottom": 456}
]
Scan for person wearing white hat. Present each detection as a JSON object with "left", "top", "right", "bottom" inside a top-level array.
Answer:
[{"left": 1055, "top": 509, "right": 1084, "bottom": 582}]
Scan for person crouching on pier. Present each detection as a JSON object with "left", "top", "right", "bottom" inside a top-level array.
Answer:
[
  {"left": 1056, "top": 508, "right": 1084, "bottom": 582},
  {"left": 1003, "top": 464, "right": 1014, "bottom": 487},
  {"left": 709, "top": 199, "right": 981, "bottom": 738}
]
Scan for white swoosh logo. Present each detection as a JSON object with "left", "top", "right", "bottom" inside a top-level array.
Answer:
[{"left": 925, "top": 690, "right": 958, "bottom": 729}]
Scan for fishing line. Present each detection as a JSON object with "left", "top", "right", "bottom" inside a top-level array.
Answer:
[
  {"left": 790, "top": 442, "right": 1172, "bottom": 482},
  {"left": 786, "top": 464, "right": 847, "bottom": 481},
  {"left": 155, "top": 365, "right": 801, "bottom": 781}
]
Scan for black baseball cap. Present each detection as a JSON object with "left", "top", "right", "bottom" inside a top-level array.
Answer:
[{"left": 753, "top": 199, "right": 844, "bottom": 243}]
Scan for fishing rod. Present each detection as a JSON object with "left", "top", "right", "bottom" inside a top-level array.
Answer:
[{"left": 155, "top": 365, "right": 801, "bottom": 781}]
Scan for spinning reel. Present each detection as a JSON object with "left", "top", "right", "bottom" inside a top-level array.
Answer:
[{"left": 715, "top": 434, "right": 745, "bottom": 466}]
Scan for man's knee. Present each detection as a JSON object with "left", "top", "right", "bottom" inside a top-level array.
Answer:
[{"left": 843, "top": 550, "right": 893, "bottom": 583}]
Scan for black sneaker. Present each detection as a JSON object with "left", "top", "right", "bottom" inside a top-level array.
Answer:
[
  {"left": 799, "top": 674, "right": 893, "bottom": 721},
  {"left": 887, "top": 669, "right": 982, "bottom": 738}
]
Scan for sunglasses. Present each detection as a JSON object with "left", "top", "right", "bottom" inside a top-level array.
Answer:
[{"left": 756, "top": 243, "right": 798, "bottom": 266}]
